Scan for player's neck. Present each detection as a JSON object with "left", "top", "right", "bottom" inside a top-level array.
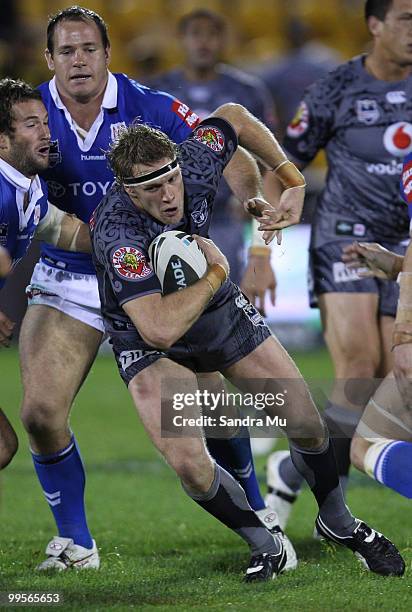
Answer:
[
  {"left": 58, "top": 88, "right": 106, "bottom": 132},
  {"left": 183, "top": 65, "right": 217, "bottom": 82},
  {"left": 365, "top": 50, "right": 412, "bottom": 82}
]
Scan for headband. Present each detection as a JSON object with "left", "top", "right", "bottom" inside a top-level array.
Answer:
[{"left": 123, "top": 158, "right": 179, "bottom": 186}]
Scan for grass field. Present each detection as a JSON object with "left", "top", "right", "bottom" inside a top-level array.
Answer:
[{"left": 0, "top": 347, "right": 411, "bottom": 611}]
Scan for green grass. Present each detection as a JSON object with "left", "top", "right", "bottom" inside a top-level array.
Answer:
[{"left": 0, "top": 347, "right": 411, "bottom": 611}]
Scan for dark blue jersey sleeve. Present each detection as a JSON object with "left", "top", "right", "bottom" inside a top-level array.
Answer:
[{"left": 283, "top": 75, "right": 336, "bottom": 166}]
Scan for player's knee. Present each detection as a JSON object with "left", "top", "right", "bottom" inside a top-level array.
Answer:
[
  {"left": 350, "top": 436, "right": 368, "bottom": 472},
  {"left": 336, "top": 351, "right": 380, "bottom": 378},
  {"left": 169, "top": 447, "right": 211, "bottom": 488},
  {"left": 20, "top": 397, "right": 65, "bottom": 436},
  {"left": 0, "top": 426, "right": 18, "bottom": 470}
]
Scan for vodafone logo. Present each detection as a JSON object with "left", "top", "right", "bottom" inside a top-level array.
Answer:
[{"left": 383, "top": 122, "right": 412, "bottom": 157}]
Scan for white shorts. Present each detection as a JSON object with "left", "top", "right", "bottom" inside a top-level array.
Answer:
[{"left": 26, "top": 261, "right": 105, "bottom": 332}]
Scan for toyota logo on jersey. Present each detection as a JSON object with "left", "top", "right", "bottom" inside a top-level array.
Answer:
[{"left": 383, "top": 122, "right": 412, "bottom": 157}]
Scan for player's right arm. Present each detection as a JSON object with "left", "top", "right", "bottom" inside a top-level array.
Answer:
[
  {"left": 122, "top": 237, "right": 228, "bottom": 350},
  {"left": 35, "top": 203, "right": 91, "bottom": 252},
  {"left": 276, "top": 74, "right": 335, "bottom": 226}
]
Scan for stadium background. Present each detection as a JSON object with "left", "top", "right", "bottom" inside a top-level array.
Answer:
[{"left": 1, "top": 2, "right": 411, "bottom": 610}]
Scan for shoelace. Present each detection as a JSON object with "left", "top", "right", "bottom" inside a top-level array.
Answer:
[{"left": 355, "top": 524, "right": 395, "bottom": 556}]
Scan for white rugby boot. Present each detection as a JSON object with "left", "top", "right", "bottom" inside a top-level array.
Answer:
[
  {"left": 36, "top": 536, "right": 100, "bottom": 571},
  {"left": 255, "top": 507, "right": 298, "bottom": 571},
  {"left": 265, "top": 450, "right": 299, "bottom": 530}
]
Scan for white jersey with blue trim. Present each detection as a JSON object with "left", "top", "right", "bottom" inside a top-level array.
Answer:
[
  {"left": 0, "top": 158, "right": 49, "bottom": 290},
  {"left": 38, "top": 72, "right": 199, "bottom": 274}
]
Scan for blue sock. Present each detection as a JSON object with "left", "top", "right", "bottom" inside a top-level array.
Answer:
[
  {"left": 374, "top": 441, "right": 412, "bottom": 499},
  {"left": 206, "top": 427, "right": 265, "bottom": 511},
  {"left": 31, "top": 435, "right": 93, "bottom": 548}
]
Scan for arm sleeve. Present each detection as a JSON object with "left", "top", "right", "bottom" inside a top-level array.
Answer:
[{"left": 283, "top": 76, "right": 335, "bottom": 167}]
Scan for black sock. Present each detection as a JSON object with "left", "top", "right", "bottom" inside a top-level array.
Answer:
[
  {"left": 183, "top": 464, "right": 280, "bottom": 556},
  {"left": 324, "top": 401, "right": 362, "bottom": 496},
  {"left": 290, "top": 439, "right": 356, "bottom": 536}
]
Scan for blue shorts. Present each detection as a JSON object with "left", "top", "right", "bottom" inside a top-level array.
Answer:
[
  {"left": 308, "top": 239, "right": 407, "bottom": 316},
  {"left": 110, "top": 282, "right": 272, "bottom": 386}
]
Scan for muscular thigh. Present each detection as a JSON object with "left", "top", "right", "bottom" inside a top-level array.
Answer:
[
  {"left": 128, "top": 358, "right": 207, "bottom": 459},
  {"left": 19, "top": 305, "right": 102, "bottom": 409},
  {"left": 222, "top": 336, "right": 323, "bottom": 441},
  {"left": 319, "top": 293, "right": 380, "bottom": 370}
]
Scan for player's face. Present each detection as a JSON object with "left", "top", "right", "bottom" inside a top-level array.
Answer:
[
  {"left": 125, "top": 158, "right": 185, "bottom": 225},
  {"left": 181, "top": 17, "right": 224, "bottom": 70},
  {"left": 374, "top": 0, "right": 412, "bottom": 66},
  {"left": 45, "top": 19, "right": 110, "bottom": 102},
  {"left": 0, "top": 100, "right": 50, "bottom": 178}
]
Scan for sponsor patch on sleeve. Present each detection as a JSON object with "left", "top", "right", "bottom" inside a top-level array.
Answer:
[
  {"left": 286, "top": 101, "right": 309, "bottom": 138},
  {"left": 112, "top": 246, "right": 152, "bottom": 280},
  {"left": 192, "top": 125, "right": 225, "bottom": 152},
  {"left": 172, "top": 100, "right": 200, "bottom": 128},
  {"left": 402, "top": 159, "right": 412, "bottom": 203}
]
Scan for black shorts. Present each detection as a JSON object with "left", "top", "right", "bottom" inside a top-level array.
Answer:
[
  {"left": 110, "top": 282, "right": 272, "bottom": 386},
  {"left": 308, "top": 239, "right": 408, "bottom": 316}
]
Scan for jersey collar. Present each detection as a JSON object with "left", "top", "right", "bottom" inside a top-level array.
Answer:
[
  {"left": 49, "top": 71, "right": 118, "bottom": 110},
  {"left": 0, "top": 157, "right": 32, "bottom": 191},
  {"left": 0, "top": 158, "right": 45, "bottom": 229}
]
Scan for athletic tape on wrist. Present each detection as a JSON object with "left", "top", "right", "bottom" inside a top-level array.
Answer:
[{"left": 272, "top": 160, "right": 306, "bottom": 189}]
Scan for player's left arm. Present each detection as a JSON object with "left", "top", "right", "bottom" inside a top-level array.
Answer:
[
  {"left": 211, "top": 103, "right": 306, "bottom": 230},
  {"left": 34, "top": 203, "right": 91, "bottom": 252}
]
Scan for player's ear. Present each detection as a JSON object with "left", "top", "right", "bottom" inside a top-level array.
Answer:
[
  {"left": 104, "top": 45, "right": 111, "bottom": 66},
  {"left": 367, "top": 15, "right": 384, "bottom": 37},
  {"left": 0, "top": 132, "right": 10, "bottom": 152},
  {"left": 45, "top": 48, "right": 55, "bottom": 71}
]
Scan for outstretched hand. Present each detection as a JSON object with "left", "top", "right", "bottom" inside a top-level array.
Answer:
[{"left": 342, "top": 242, "right": 403, "bottom": 280}]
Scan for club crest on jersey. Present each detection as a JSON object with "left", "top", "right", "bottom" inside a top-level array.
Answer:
[
  {"left": 191, "top": 199, "right": 209, "bottom": 227},
  {"left": 110, "top": 122, "right": 127, "bottom": 143},
  {"left": 384, "top": 122, "right": 412, "bottom": 157},
  {"left": 193, "top": 126, "right": 224, "bottom": 152},
  {"left": 356, "top": 99, "right": 380, "bottom": 125},
  {"left": 286, "top": 101, "right": 309, "bottom": 138},
  {"left": 112, "top": 246, "right": 152, "bottom": 280},
  {"left": 0, "top": 223, "right": 8, "bottom": 245},
  {"left": 48, "top": 140, "right": 62, "bottom": 168}
]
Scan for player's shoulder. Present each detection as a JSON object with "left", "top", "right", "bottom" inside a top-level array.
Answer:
[
  {"left": 116, "top": 73, "right": 175, "bottom": 103},
  {"left": 305, "top": 56, "right": 361, "bottom": 102},
  {"left": 184, "top": 116, "right": 237, "bottom": 154}
]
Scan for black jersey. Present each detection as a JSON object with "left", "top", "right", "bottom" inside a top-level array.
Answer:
[{"left": 91, "top": 117, "right": 237, "bottom": 331}]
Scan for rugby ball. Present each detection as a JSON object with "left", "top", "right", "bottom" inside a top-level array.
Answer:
[{"left": 148, "top": 231, "right": 207, "bottom": 295}]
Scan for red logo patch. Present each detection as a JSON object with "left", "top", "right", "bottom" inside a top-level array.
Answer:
[
  {"left": 172, "top": 100, "right": 200, "bottom": 129},
  {"left": 193, "top": 126, "right": 225, "bottom": 152},
  {"left": 402, "top": 159, "right": 412, "bottom": 203},
  {"left": 286, "top": 101, "right": 309, "bottom": 138},
  {"left": 112, "top": 246, "right": 152, "bottom": 280}
]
